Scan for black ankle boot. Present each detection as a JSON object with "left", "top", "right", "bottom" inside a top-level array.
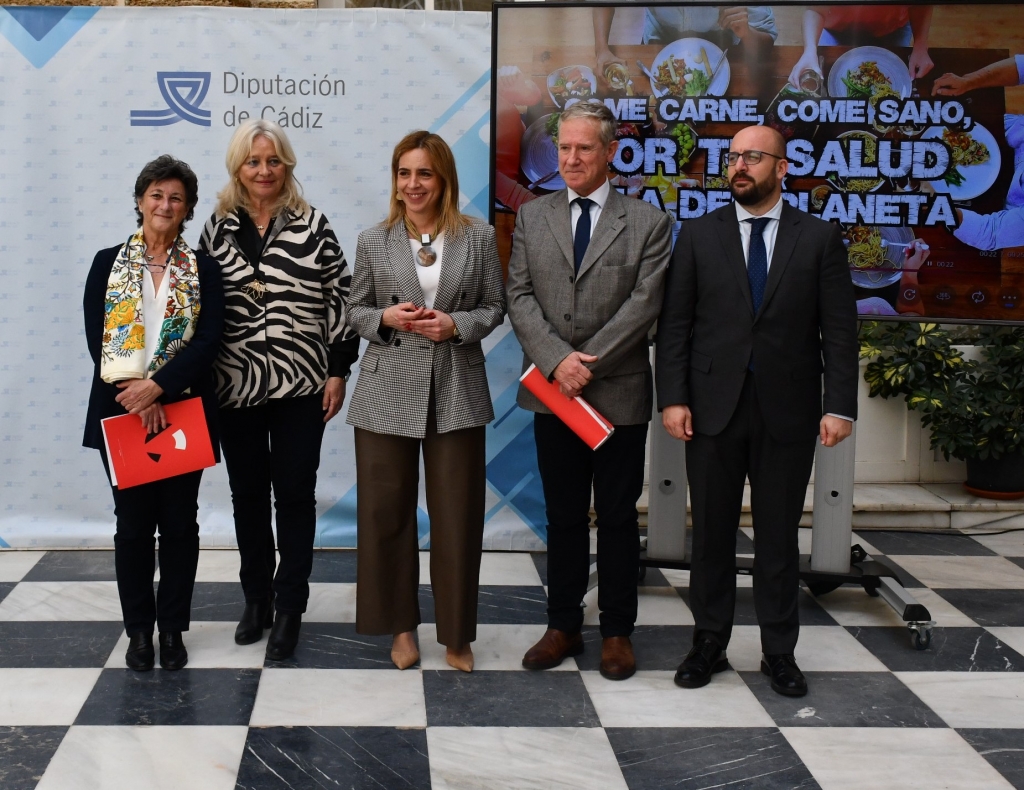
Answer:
[
  {"left": 235, "top": 597, "right": 274, "bottom": 645},
  {"left": 265, "top": 612, "right": 301, "bottom": 661},
  {"left": 159, "top": 631, "right": 188, "bottom": 671},
  {"left": 125, "top": 631, "right": 154, "bottom": 671}
]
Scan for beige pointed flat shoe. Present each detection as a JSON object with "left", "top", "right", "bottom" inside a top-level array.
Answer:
[
  {"left": 391, "top": 631, "right": 419, "bottom": 670},
  {"left": 446, "top": 644, "right": 474, "bottom": 673}
]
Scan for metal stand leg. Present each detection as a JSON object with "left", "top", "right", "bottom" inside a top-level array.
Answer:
[
  {"left": 646, "top": 398, "right": 688, "bottom": 562},
  {"left": 810, "top": 424, "right": 857, "bottom": 573}
]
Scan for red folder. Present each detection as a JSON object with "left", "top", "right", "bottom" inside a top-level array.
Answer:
[
  {"left": 101, "top": 397, "right": 216, "bottom": 489},
  {"left": 520, "top": 363, "right": 615, "bottom": 450}
]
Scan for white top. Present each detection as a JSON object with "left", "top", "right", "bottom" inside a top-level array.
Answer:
[
  {"left": 411, "top": 233, "right": 445, "bottom": 310},
  {"left": 141, "top": 266, "right": 171, "bottom": 376},
  {"left": 567, "top": 178, "right": 611, "bottom": 239},
  {"left": 734, "top": 197, "right": 784, "bottom": 270}
]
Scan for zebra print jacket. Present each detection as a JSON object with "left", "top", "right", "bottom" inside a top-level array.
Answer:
[{"left": 199, "top": 206, "right": 360, "bottom": 409}]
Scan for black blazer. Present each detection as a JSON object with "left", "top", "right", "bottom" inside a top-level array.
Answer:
[
  {"left": 656, "top": 202, "right": 859, "bottom": 441},
  {"left": 82, "top": 244, "right": 225, "bottom": 456}
]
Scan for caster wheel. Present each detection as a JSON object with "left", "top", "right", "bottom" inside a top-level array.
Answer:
[
  {"left": 637, "top": 564, "right": 647, "bottom": 583},
  {"left": 850, "top": 544, "right": 868, "bottom": 564},
  {"left": 862, "top": 579, "right": 881, "bottom": 597},
  {"left": 910, "top": 627, "right": 932, "bottom": 650},
  {"left": 807, "top": 580, "right": 842, "bottom": 597}
]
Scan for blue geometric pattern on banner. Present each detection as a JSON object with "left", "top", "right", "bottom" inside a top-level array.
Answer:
[
  {"left": 0, "top": 7, "right": 98, "bottom": 68},
  {"left": 450, "top": 109, "right": 491, "bottom": 220},
  {"left": 130, "top": 72, "right": 213, "bottom": 127},
  {"left": 429, "top": 69, "right": 490, "bottom": 134},
  {"left": 486, "top": 423, "right": 547, "bottom": 542},
  {"left": 317, "top": 484, "right": 358, "bottom": 548}
]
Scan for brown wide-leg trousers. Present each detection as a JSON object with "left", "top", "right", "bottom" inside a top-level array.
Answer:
[{"left": 354, "top": 409, "right": 486, "bottom": 647}]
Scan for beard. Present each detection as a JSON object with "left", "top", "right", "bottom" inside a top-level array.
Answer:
[{"left": 730, "top": 171, "right": 777, "bottom": 206}]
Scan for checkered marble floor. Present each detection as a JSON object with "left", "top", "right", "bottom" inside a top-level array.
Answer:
[{"left": 1, "top": 529, "right": 1023, "bottom": 790}]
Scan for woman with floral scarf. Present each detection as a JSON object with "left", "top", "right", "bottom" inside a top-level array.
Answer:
[{"left": 82, "top": 155, "right": 224, "bottom": 672}]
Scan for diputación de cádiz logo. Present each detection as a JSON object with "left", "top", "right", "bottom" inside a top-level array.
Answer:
[{"left": 131, "top": 72, "right": 212, "bottom": 127}]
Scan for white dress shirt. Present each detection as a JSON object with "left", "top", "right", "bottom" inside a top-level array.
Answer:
[
  {"left": 567, "top": 179, "right": 611, "bottom": 240},
  {"left": 142, "top": 267, "right": 172, "bottom": 376}
]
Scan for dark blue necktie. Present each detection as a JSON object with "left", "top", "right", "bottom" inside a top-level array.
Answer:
[
  {"left": 573, "top": 197, "right": 594, "bottom": 274},
  {"left": 746, "top": 217, "right": 771, "bottom": 313}
]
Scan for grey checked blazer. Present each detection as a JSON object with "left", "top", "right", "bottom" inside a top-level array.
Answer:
[
  {"left": 506, "top": 187, "right": 672, "bottom": 425},
  {"left": 345, "top": 219, "right": 506, "bottom": 438}
]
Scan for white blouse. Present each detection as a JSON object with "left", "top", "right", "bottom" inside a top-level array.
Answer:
[
  {"left": 141, "top": 268, "right": 171, "bottom": 376},
  {"left": 410, "top": 233, "right": 445, "bottom": 310}
]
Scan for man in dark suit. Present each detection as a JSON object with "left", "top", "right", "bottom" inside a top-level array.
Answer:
[
  {"left": 507, "top": 102, "right": 672, "bottom": 680},
  {"left": 656, "top": 124, "right": 858, "bottom": 697}
]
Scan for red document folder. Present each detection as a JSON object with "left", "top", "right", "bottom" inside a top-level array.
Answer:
[
  {"left": 101, "top": 397, "right": 216, "bottom": 489},
  {"left": 519, "top": 363, "right": 615, "bottom": 450}
]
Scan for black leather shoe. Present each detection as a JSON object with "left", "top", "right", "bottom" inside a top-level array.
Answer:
[
  {"left": 674, "top": 639, "right": 729, "bottom": 689},
  {"left": 158, "top": 631, "right": 188, "bottom": 671},
  {"left": 761, "top": 653, "right": 807, "bottom": 697},
  {"left": 125, "top": 631, "right": 154, "bottom": 671},
  {"left": 265, "top": 612, "right": 301, "bottom": 661},
  {"left": 235, "top": 597, "right": 274, "bottom": 645}
]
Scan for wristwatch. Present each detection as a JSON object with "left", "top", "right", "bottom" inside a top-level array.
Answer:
[{"left": 451, "top": 324, "right": 460, "bottom": 341}]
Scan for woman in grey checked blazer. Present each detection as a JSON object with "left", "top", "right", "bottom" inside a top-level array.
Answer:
[{"left": 346, "top": 131, "right": 506, "bottom": 672}]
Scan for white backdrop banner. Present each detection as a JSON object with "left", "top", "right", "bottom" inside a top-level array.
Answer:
[{"left": 0, "top": 6, "right": 547, "bottom": 550}]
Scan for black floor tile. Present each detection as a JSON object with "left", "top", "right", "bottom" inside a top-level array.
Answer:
[
  {"left": 74, "top": 668, "right": 260, "bottom": 726},
  {"left": 423, "top": 669, "right": 601, "bottom": 727},
  {"left": 268, "top": 623, "right": 395, "bottom": 669},
  {"left": 959, "top": 728, "right": 1024, "bottom": 790},
  {"left": 739, "top": 671, "right": 947, "bottom": 728},
  {"left": 23, "top": 550, "right": 117, "bottom": 582},
  {"left": 637, "top": 566, "right": 672, "bottom": 587},
  {"left": 855, "top": 530, "right": 997, "bottom": 557},
  {"left": 236, "top": 727, "right": 431, "bottom": 790},
  {"left": 936, "top": 589, "right": 1024, "bottom": 627},
  {"left": 607, "top": 727, "right": 820, "bottom": 790},
  {"left": 1009, "top": 557, "right": 1024, "bottom": 572},
  {"left": 530, "top": 552, "right": 597, "bottom": 587},
  {"left": 678, "top": 587, "right": 837, "bottom": 627},
  {"left": 0, "top": 622, "right": 124, "bottom": 668},
  {"left": 0, "top": 727, "right": 68, "bottom": 790},
  {"left": 869, "top": 556, "right": 925, "bottom": 589},
  {"left": 308, "top": 551, "right": 358, "bottom": 583},
  {"left": 189, "top": 582, "right": 247, "bottom": 621},
  {"left": 422, "top": 585, "right": 548, "bottom": 625},
  {"left": 847, "top": 626, "right": 1024, "bottom": 671},
  {"left": 576, "top": 625, "right": 692, "bottom": 672},
  {"left": 0, "top": 583, "right": 14, "bottom": 606}
]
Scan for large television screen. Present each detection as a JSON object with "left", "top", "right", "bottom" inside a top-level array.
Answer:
[{"left": 491, "top": 1, "right": 1024, "bottom": 324}]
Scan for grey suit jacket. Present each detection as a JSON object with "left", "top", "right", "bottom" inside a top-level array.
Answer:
[
  {"left": 346, "top": 220, "right": 506, "bottom": 438},
  {"left": 506, "top": 187, "right": 672, "bottom": 425}
]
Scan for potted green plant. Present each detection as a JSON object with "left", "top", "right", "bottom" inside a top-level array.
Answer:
[{"left": 860, "top": 321, "right": 1024, "bottom": 498}]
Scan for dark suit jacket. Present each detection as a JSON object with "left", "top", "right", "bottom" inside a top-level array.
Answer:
[
  {"left": 655, "top": 202, "right": 859, "bottom": 441},
  {"left": 82, "top": 245, "right": 225, "bottom": 456},
  {"left": 506, "top": 187, "right": 673, "bottom": 425}
]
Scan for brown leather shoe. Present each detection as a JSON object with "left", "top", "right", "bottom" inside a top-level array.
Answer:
[
  {"left": 600, "top": 636, "right": 636, "bottom": 680},
  {"left": 522, "top": 628, "right": 583, "bottom": 670}
]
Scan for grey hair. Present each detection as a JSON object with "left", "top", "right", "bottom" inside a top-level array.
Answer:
[{"left": 558, "top": 101, "right": 617, "bottom": 147}]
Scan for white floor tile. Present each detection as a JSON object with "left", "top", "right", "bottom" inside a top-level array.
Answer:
[
  {"left": 0, "top": 581, "right": 122, "bottom": 621},
  {"left": 657, "top": 566, "right": 755, "bottom": 588},
  {"left": 250, "top": 668, "right": 426, "bottom": 726},
  {"left": 987, "top": 627, "right": 1024, "bottom": 659},
  {"left": 193, "top": 550, "right": 243, "bottom": 583},
  {"left": 970, "top": 530, "right": 1024, "bottom": 557},
  {"left": 428, "top": 727, "right": 627, "bottom": 790},
  {"left": 37, "top": 726, "right": 248, "bottom": 790},
  {"left": 419, "top": 552, "right": 542, "bottom": 586},
  {"left": 581, "top": 670, "right": 775, "bottom": 728},
  {"left": 0, "top": 668, "right": 101, "bottom": 725},
  {"left": 813, "top": 586, "right": 918, "bottom": 627},
  {"left": 103, "top": 622, "right": 265, "bottom": 669},
  {"left": 887, "top": 555, "right": 1024, "bottom": 589},
  {"left": 896, "top": 672, "right": 1024, "bottom": 728},
  {"left": 582, "top": 585, "right": 693, "bottom": 627},
  {"left": 418, "top": 624, "right": 577, "bottom": 671},
  {"left": 0, "top": 551, "right": 46, "bottom": 582},
  {"left": 907, "top": 588, "right": 978, "bottom": 627},
  {"left": 304, "top": 582, "right": 356, "bottom": 622},
  {"left": 724, "top": 625, "right": 887, "bottom": 672},
  {"left": 782, "top": 727, "right": 1014, "bottom": 790}
]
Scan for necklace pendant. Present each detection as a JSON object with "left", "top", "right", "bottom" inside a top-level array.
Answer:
[{"left": 243, "top": 279, "right": 267, "bottom": 299}]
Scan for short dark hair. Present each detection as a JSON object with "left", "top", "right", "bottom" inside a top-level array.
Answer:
[{"left": 133, "top": 155, "right": 199, "bottom": 233}]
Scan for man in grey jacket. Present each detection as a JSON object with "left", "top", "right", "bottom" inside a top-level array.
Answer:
[{"left": 507, "top": 101, "right": 672, "bottom": 680}]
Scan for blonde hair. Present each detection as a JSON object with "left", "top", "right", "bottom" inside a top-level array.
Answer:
[
  {"left": 215, "top": 119, "right": 309, "bottom": 218},
  {"left": 385, "top": 131, "right": 470, "bottom": 238}
]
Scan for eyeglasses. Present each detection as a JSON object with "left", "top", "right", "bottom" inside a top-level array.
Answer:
[{"left": 726, "top": 150, "right": 785, "bottom": 167}]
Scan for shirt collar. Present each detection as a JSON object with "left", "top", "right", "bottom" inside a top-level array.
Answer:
[
  {"left": 567, "top": 178, "right": 611, "bottom": 209},
  {"left": 734, "top": 196, "right": 784, "bottom": 224}
]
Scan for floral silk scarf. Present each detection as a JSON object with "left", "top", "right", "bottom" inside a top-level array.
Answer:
[{"left": 100, "top": 230, "right": 201, "bottom": 384}]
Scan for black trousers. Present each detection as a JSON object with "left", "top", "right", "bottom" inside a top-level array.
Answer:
[
  {"left": 219, "top": 392, "right": 326, "bottom": 613},
  {"left": 686, "top": 371, "right": 816, "bottom": 655},
  {"left": 533, "top": 413, "right": 648, "bottom": 638},
  {"left": 100, "top": 452, "right": 202, "bottom": 635}
]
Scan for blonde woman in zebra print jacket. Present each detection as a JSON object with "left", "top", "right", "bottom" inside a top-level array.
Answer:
[{"left": 200, "top": 120, "right": 360, "bottom": 662}]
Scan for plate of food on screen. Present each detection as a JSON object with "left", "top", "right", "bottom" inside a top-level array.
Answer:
[
  {"left": 828, "top": 47, "right": 911, "bottom": 107},
  {"left": 921, "top": 123, "right": 1001, "bottom": 201},
  {"left": 520, "top": 113, "right": 565, "bottom": 192},
  {"left": 546, "top": 65, "right": 597, "bottom": 109},
  {"left": 843, "top": 224, "right": 915, "bottom": 289},
  {"left": 826, "top": 130, "right": 886, "bottom": 194},
  {"left": 648, "top": 38, "right": 730, "bottom": 99}
]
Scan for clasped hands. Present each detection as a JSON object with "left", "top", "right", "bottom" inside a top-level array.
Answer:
[
  {"left": 115, "top": 378, "right": 166, "bottom": 434},
  {"left": 553, "top": 351, "right": 598, "bottom": 399},
  {"left": 383, "top": 302, "right": 457, "bottom": 343}
]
